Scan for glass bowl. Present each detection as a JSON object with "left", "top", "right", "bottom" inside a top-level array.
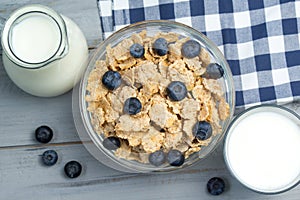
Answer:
[{"left": 73, "top": 20, "right": 235, "bottom": 173}]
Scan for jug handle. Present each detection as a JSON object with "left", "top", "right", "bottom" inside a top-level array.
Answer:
[
  {"left": 0, "top": 15, "right": 6, "bottom": 33},
  {"left": 0, "top": 16, "right": 6, "bottom": 51}
]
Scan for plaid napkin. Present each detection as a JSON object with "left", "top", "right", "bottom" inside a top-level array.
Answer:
[{"left": 97, "top": 0, "right": 300, "bottom": 109}]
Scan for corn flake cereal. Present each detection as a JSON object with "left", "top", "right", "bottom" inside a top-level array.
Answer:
[{"left": 85, "top": 30, "right": 231, "bottom": 165}]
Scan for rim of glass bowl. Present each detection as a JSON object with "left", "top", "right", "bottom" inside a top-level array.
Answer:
[{"left": 79, "top": 20, "right": 235, "bottom": 173}]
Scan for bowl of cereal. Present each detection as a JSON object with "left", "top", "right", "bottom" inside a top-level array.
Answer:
[{"left": 73, "top": 20, "right": 235, "bottom": 173}]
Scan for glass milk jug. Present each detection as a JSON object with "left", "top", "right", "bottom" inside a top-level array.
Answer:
[{"left": 1, "top": 4, "right": 89, "bottom": 97}]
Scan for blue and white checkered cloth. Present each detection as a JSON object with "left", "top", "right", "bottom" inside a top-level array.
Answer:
[{"left": 97, "top": 0, "right": 300, "bottom": 109}]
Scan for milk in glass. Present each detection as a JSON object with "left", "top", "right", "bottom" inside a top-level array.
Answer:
[{"left": 224, "top": 106, "right": 300, "bottom": 194}]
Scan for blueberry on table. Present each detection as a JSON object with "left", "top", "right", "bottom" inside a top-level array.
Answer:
[
  {"left": 64, "top": 161, "right": 82, "bottom": 178},
  {"left": 181, "top": 40, "right": 201, "bottom": 58},
  {"left": 102, "top": 70, "right": 122, "bottom": 90},
  {"left": 202, "top": 63, "right": 224, "bottom": 79},
  {"left": 41, "top": 150, "right": 58, "bottom": 166},
  {"left": 130, "top": 43, "right": 144, "bottom": 58},
  {"left": 166, "top": 81, "right": 187, "bottom": 101},
  {"left": 153, "top": 38, "right": 168, "bottom": 56},
  {"left": 124, "top": 97, "right": 142, "bottom": 115},
  {"left": 35, "top": 125, "right": 53, "bottom": 143},
  {"left": 167, "top": 149, "right": 185, "bottom": 167},
  {"left": 192, "top": 121, "right": 212, "bottom": 140},
  {"left": 149, "top": 150, "right": 166, "bottom": 167},
  {"left": 103, "top": 136, "right": 121, "bottom": 150},
  {"left": 207, "top": 177, "right": 225, "bottom": 195}
]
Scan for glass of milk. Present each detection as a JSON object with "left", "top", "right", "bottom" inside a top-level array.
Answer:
[
  {"left": 1, "top": 4, "right": 88, "bottom": 97},
  {"left": 224, "top": 105, "right": 300, "bottom": 194}
]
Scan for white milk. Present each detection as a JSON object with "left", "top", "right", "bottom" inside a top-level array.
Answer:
[
  {"left": 1, "top": 5, "right": 88, "bottom": 97},
  {"left": 9, "top": 14, "right": 61, "bottom": 64},
  {"left": 224, "top": 106, "right": 300, "bottom": 193}
]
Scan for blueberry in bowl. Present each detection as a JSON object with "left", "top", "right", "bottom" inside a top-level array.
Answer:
[
  {"left": 202, "top": 63, "right": 224, "bottom": 79},
  {"left": 153, "top": 38, "right": 168, "bottom": 56},
  {"left": 166, "top": 81, "right": 187, "bottom": 101},
  {"left": 123, "top": 97, "right": 142, "bottom": 115},
  {"left": 103, "top": 136, "right": 121, "bottom": 150},
  {"left": 73, "top": 20, "right": 235, "bottom": 173},
  {"left": 193, "top": 121, "right": 213, "bottom": 141},
  {"left": 181, "top": 40, "right": 201, "bottom": 59},
  {"left": 130, "top": 43, "right": 145, "bottom": 58},
  {"left": 149, "top": 150, "right": 166, "bottom": 167},
  {"left": 102, "top": 70, "right": 122, "bottom": 90},
  {"left": 167, "top": 149, "right": 185, "bottom": 167}
]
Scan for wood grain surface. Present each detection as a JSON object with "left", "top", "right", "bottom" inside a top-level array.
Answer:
[{"left": 0, "top": 1, "right": 299, "bottom": 199}]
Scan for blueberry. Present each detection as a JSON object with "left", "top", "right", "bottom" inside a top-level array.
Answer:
[
  {"left": 207, "top": 177, "right": 225, "bottom": 195},
  {"left": 181, "top": 40, "right": 201, "bottom": 58},
  {"left": 35, "top": 125, "right": 53, "bottom": 143},
  {"left": 130, "top": 43, "right": 144, "bottom": 58},
  {"left": 153, "top": 38, "right": 168, "bottom": 56},
  {"left": 202, "top": 63, "right": 224, "bottom": 79},
  {"left": 102, "top": 71, "right": 122, "bottom": 90},
  {"left": 64, "top": 161, "right": 82, "bottom": 178},
  {"left": 167, "top": 149, "right": 185, "bottom": 166},
  {"left": 124, "top": 97, "right": 142, "bottom": 115},
  {"left": 103, "top": 137, "right": 121, "bottom": 150},
  {"left": 41, "top": 150, "right": 58, "bottom": 166},
  {"left": 149, "top": 150, "right": 166, "bottom": 167},
  {"left": 166, "top": 81, "right": 187, "bottom": 101},
  {"left": 192, "top": 121, "right": 212, "bottom": 140}
]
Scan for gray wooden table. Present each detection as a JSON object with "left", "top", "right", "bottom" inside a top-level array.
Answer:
[{"left": 1, "top": 1, "right": 300, "bottom": 199}]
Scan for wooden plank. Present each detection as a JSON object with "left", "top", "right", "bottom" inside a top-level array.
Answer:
[
  {"left": 1, "top": 143, "right": 299, "bottom": 200},
  {"left": 0, "top": 0, "right": 102, "bottom": 48},
  {"left": 0, "top": 60, "right": 93, "bottom": 146}
]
